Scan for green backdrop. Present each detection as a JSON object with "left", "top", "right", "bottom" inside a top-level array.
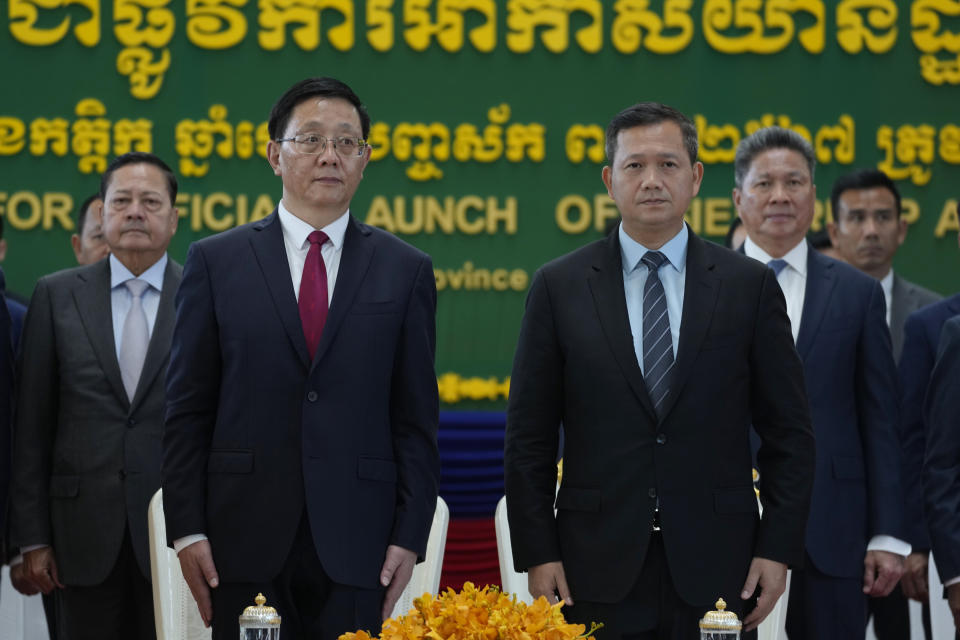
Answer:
[{"left": 1, "top": 0, "right": 958, "bottom": 408}]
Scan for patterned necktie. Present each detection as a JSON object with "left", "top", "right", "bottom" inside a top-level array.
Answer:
[
  {"left": 641, "top": 251, "right": 674, "bottom": 418},
  {"left": 299, "top": 230, "right": 330, "bottom": 360},
  {"left": 119, "top": 279, "right": 149, "bottom": 401},
  {"left": 767, "top": 259, "right": 788, "bottom": 276}
]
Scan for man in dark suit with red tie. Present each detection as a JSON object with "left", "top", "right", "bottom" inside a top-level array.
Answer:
[
  {"left": 162, "top": 77, "right": 440, "bottom": 640},
  {"left": 505, "top": 103, "right": 815, "bottom": 639}
]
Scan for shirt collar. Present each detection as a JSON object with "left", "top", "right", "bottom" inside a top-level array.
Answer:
[
  {"left": 109, "top": 253, "right": 167, "bottom": 291},
  {"left": 619, "top": 223, "right": 688, "bottom": 274},
  {"left": 278, "top": 200, "right": 349, "bottom": 251},
  {"left": 880, "top": 268, "right": 894, "bottom": 300},
  {"left": 743, "top": 235, "right": 808, "bottom": 277}
]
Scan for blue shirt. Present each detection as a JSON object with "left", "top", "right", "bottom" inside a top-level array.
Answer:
[
  {"left": 619, "top": 224, "right": 687, "bottom": 376},
  {"left": 109, "top": 253, "right": 167, "bottom": 357}
]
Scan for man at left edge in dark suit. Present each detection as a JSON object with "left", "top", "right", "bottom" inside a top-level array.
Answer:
[
  {"left": 0, "top": 266, "right": 13, "bottom": 600},
  {"left": 9, "top": 151, "right": 183, "bottom": 640}
]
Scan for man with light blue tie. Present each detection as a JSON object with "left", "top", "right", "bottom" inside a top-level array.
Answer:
[
  {"left": 734, "top": 127, "right": 907, "bottom": 640},
  {"left": 9, "top": 152, "right": 182, "bottom": 640}
]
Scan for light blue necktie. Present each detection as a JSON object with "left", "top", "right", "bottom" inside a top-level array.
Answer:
[
  {"left": 119, "top": 279, "right": 149, "bottom": 401},
  {"left": 767, "top": 259, "right": 788, "bottom": 276}
]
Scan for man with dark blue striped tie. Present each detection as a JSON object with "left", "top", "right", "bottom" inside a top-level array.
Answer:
[{"left": 505, "top": 103, "right": 815, "bottom": 640}]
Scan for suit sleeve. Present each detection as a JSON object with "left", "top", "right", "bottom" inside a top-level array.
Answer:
[
  {"left": 898, "top": 312, "right": 934, "bottom": 550},
  {"left": 162, "top": 242, "right": 221, "bottom": 544},
  {"left": 922, "top": 316, "right": 960, "bottom": 583},
  {"left": 0, "top": 272, "right": 14, "bottom": 547},
  {"left": 504, "top": 268, "right": 564, "bottom": 571},
  {"left": 750, "top": 267, "right": 816, "bottom": 567},
  {"left": 387, "top": 255, "right": 440, "bottom": 557},
  {"left": 9, "top": 279, "right": 58, "bottom": 549},
  {"left": 857, "top": 280, "right": 906, "bottom": 540}
]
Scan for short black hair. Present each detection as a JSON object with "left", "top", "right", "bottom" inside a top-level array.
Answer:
[
  {"left": 830, "top": 168, "right": 901, "bottom": 221},
  {"left": 268, "top": 77, "right": 370, "bottom": 141},
  {"left": 100, "top": 152, "right": 178, "bottom": 206},
  {"left": 734, "top": 126, "right": 815, "bottom": 189},
  {"left": 808, "top": 228, "right": 833, "bottom": 251},
  {"left": 605, "top": 102, "right": 698, "bottom": 166},
  {"left": 76, "top": 193, "right": 101, "bottom": 235},
  {"left": 724, "top": 216, "right": 743, "bottom": 250}
]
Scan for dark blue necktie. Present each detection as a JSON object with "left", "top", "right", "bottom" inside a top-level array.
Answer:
[
  {"left": 641, "top": 251, "right": 674, "bottom": 418},
  {"left": 767, "top": 259, "right": 788, "bottom": 276}
]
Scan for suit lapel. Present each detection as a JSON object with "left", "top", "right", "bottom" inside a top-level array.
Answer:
[
  {"left": 587, "top": 233, "right": 657, "bottom": 421},
  {"left": 312, "top": 216, "right": 374, "bottom": 369},
  {"left": 72, "top": 260, "right": 128, "bottom": 408},
  {"left": 249, "top": 210, "right": 311, "bottom": 369},
  {"left": 129, "top": 260, "right": 182, "bottom": 412},
  {"left": 796, "top": 247, "right": 836, "bottom": 358},
  {"left": 657, "top": 231, "right": 719, "bottom": 421}
]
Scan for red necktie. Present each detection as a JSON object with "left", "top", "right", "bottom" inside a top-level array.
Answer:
[{"left": 299, "top": 230, "right": 329, "bottom": 360}]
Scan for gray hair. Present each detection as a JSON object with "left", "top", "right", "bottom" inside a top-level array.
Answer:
[{"left": 734, "top": 126, "right": 815, "bottom": 188}]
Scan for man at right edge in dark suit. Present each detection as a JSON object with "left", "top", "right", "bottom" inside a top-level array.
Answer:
[
  {"left": 922, "top": 315, "right": 960, "bottom": 637},
  {"left": 735, "top": 127, "right": 908, "bottom": 639},
  {"left": 505, "top": 103, "right": 815, "bottom": 639}
]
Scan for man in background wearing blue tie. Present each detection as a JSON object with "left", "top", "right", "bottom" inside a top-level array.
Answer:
[
  {"left": 734, "top": 127, "right": 907, "bottom": 640},
  {"left": 9, "top": 152, "right": 182, "bottom": 640},
  {"left": 505, "top": 103, "right": 815, "bottom": 639}
]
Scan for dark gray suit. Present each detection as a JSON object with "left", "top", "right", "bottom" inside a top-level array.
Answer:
[
  {"left": 890, "top": 273, "right": 941, "bottom": 361},
  {"left": 9, "top": 257, "right": 181, "bottom": 616}
]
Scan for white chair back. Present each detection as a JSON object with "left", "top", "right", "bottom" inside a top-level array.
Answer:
[
  {"left": 147, "top": 489, "right": 211, "bottom": 640},
  {"left": 0, "top": 566, "right": 50, "bottom": 640},
  {"left": 390, "top": 496, "right": 450, "bottom": 618},
  {"left": 494, "top": 495, "right": 534, "bottom": 604}
]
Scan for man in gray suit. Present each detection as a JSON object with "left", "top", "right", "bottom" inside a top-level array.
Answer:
[
  {"left": 10, "top": 151, "right": 182, "bottom": 640},
  {"left": 827, "top": 168, "right": 941, "bottom": 361},
  {"left": 827, "top": 168, "right": 941, "bottom": 639}
]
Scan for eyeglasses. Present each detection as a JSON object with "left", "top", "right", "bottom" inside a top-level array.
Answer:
[{"left": 275, "top": 133, "right": 368, "bottom": 157}]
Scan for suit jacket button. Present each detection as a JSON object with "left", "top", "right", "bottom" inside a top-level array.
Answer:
[
  {"left": 648, "top": 487, "right": 657, "bottom": 499},
  {"left": 656, "top": 433, "right": 667, "bottom": 445},
  {"left": 307, "top": 391, "right": 318, "bottom": 402},
  {"left": 127, "top": 418, "right": 136, "bottom": 427}
]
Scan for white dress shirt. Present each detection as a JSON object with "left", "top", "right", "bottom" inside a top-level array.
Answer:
[
  {"left": 743, "top": 237, "right": 910, "bottom": 558},
  {"left": 110, "top": 253, "right": 167, "bottom": 353},
  {"left": 879, "top": 269, "right": 894, "bottom": 327},
  {"left": 619, "top": 223, "right": 686, "bottom": 375},
  {"left": 173, "top": 204, "right": 350, "bottom": 555},
  {"left": 277, "top": 200, "right": 348, "bottom": 305}
]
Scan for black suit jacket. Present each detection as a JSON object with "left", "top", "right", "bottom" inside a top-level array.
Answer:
[
  {"left": 792, "top": 251, "right": 904, "bottom": 578},
  {"left": 0, "top": 269, "right": 14, "bottom": 555},
  {"left": 923, "top": 314, "right": 960, "bottom": 584},
  {"left": 163, "top": 211, "right": 440, "bottom": 588},
  {"left": 9, "top": 257, "right": 182, "bottom": 584},
  {"left": 899, "top": 294, "right": 960, "bottom": 551},
  {"left": 505, "top": 228, "right": 814, "bottom": 607},
  {"left": 889, "top": 273, "right": 941, "bottom": 361}
]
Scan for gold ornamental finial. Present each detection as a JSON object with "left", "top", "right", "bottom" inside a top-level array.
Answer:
[
  {"left": 240, "top": 593, "right": 281, "bottom": 626},
  {"left": 699, "top": 597, "right": 742, "bottom": 631}
]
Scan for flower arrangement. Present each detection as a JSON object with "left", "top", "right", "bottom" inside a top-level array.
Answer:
[{"left": 340, "top": 582, "right": 602, "bottom": 640}]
